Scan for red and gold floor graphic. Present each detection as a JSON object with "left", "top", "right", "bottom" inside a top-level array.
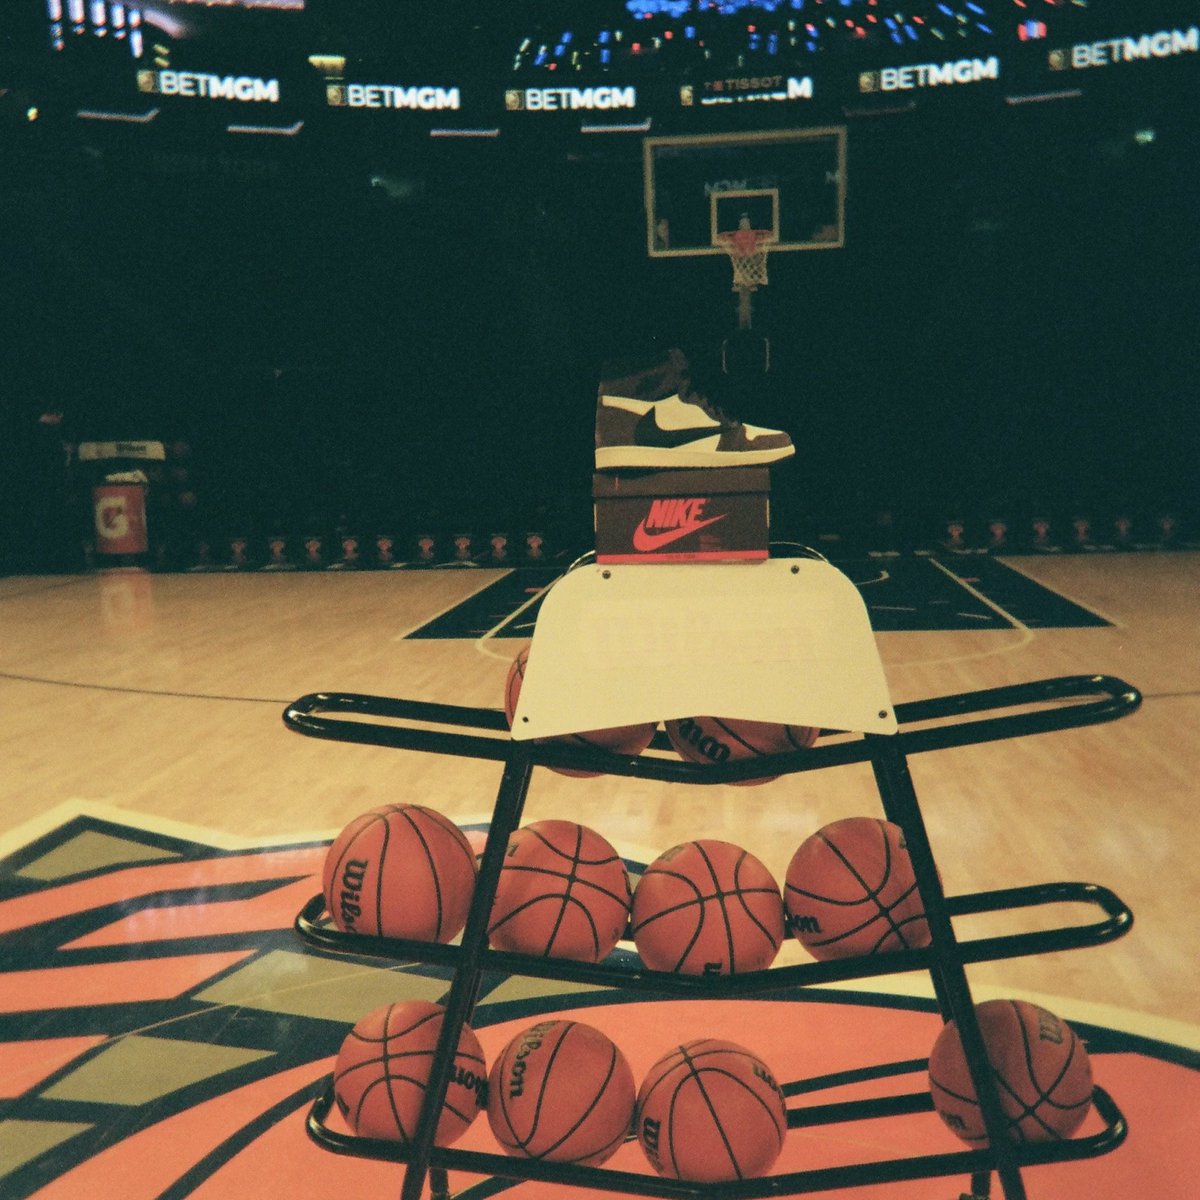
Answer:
[{"left": 1, "top": 810, "right": 1196, "bottom": 1200}]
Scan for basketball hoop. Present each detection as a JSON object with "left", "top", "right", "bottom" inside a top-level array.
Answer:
[
  {"left": 716, "top": 226, "right": 772, "bottom": 333},
  {"left": 716, "top": 227, "right": 771, "bottom": 292}
]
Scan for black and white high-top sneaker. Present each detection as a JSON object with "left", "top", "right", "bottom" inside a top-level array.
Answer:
[{"left": 595, "top": 348, "right": 794, "bottom": 470}]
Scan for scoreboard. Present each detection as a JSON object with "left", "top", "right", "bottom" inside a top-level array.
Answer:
[{"left": 16, "top": 1, "right": 1200, "bottom": 143}]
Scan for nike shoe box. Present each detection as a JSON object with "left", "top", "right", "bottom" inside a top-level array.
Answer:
[{"left": 592, "top": 468, "right": 770, "bottom": 564}]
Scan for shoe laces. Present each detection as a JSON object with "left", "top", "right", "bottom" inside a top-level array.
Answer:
[{"left": 680, "top": 381, "right": 738, "bottom": 429}]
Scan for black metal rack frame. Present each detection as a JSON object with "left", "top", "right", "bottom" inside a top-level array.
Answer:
[{"left": 285, "top": 672, "right": 1140, "bottom": 1200}]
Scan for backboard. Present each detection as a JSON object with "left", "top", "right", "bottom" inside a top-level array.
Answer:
[{"left": 644, "top": 127, "right": 846, "bottom": 258}]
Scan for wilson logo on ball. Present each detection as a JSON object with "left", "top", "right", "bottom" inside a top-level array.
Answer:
[
  {"left": 506, "top": 1022, "right": 556, "bottom": 1099},
  {"left": 337, "top": 858, "right": 368, "bottom": 930},
  {"left": 640, "top": 1116, "right": 663, "bottom": 1168},
  {"left": 450, "top": 1063, "right": 489, "bottom": 1106},
  {"left": 672, "top": 717, "right": 730, "bottom": 762},
  {"left": 788, "top": 914, "right": 822, "bottom": 935}
]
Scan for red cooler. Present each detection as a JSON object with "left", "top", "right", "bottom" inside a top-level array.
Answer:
[
  {"left": 92, "top": 483, "right": 149, "bottom": 555},
  {"left": 78, "top": 441, "right": 166, "bottom": 568}
]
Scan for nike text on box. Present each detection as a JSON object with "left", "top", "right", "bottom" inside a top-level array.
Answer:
[{"left": 593, "top": 468, "right": 770, "bottom": 564}]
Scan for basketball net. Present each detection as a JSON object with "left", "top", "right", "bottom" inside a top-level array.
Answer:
[{"left": 718, "top": 227, "right": 771, "bottom": 292}]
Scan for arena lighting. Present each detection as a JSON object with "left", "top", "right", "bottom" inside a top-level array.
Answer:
[
  {"left": 76, "top": 106, "right": 160, "bottom": 121},
  {"left": 307, "top": 54, "right": 345, "bottom": 74},
  {"left": 581, "top": 117, "right": 653, "bottom": 132},
  {"left": 842, "top": 98, "right": 917, "bottom": 117},
  {"left": 1003, "top": 87, "right": 1082, "bottom": 105},
  {"left": 226, "top": 119, "right": 303, "bottom": 135}
]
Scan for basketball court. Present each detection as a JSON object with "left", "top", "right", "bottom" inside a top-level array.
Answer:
[
  {"left": 2, "top": 3, "right": 1198, "bottom": 1199},
  {"left": 1, "top": 553, "right": 1198, "bottom": 1199}
]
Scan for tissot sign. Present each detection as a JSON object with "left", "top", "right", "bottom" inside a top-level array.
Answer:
[{"left": 681, "top": 75, "right": 816, "bottom": 106}]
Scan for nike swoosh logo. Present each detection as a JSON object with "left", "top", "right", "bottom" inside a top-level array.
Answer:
[
  {"left": 633, "top": 407, "right": 723, "bottom": 449},
  {"left": 632, "top": 512, "right": 727, "bottom": 552}
]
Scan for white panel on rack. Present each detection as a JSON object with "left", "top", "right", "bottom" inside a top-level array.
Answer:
[{"left": 511, "top": 559, "right": 896, "bottom": 739}]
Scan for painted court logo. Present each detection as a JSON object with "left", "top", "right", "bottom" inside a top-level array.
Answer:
[
  {"left": 631, "top": 498, "right": 727, "bottom": 552},
  {"left": 0, "top": 814, "right": 1196, "bottom": 1198}
]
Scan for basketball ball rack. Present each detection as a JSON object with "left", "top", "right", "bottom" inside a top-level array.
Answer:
[{"left": 286, "top": 552, "right": 1139, "bottom": 1200}]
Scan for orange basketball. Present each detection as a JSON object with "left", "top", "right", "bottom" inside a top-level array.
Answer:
[
  {"left": 323, "top": 804, "right": 477, "bottom": 943},
  {"left": 505, "top": 645, "right": 656, "bottom": 777},
  {"left": 664, "top": 716, "right": 818, "bottom": 785},
  {"left": 333, "top": 1000, "right": 487, "bottom": 1144},
  {"left": 636, "top": 1039, "right": 787, "bottom": 1181},
  {"left": 488, "top": 819, "right": 632, "bottom": 961},
  {"left": 783, "top": 817, "right": 930, "bottom": 960},
  {"left": 631, "top": 839, "right": 785, "bottom": 974},
  {"left": 928, "top": 999, "right": 1094, "bottom": 1145},
  {"left": 487, "top": 1019, "right": 636, "bottom": 1165}
]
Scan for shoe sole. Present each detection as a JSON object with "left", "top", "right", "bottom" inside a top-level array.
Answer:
[{"left": 595, "top": 444, "right": 795, "bottom": 470}]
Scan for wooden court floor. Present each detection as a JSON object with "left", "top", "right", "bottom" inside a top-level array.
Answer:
[{"left": 1, "top": 550, "right": 1197, "bottom": 1045}]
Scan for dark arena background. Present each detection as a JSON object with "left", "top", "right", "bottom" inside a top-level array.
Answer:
[
  {"left": 0, "top": 0, "right": 1197, "bottom": 568},
  {"left": 1, "top": 7, "right": 1200, "bottom": 1200}
]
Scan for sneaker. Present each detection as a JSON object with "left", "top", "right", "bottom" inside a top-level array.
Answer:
[{"left": 595, "top": 348, "right": 794, "bottom": 470}]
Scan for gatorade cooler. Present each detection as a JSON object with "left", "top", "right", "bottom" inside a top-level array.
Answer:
[{"left": 78, "top": 441, "right": 166, "bottom": 568}]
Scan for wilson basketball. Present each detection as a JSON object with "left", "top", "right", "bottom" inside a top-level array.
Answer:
[
  {"left": 323, "top": 804, "right": 477, "bottom": 943},
  {"left": 487, "top": 1019, "right": 636, "bottom": 1165},
  {"left": 505, "top": 645, "right": 656, "bottom": 777},
  {"left": 488, "top": 819, "right": 632, "bottom": 961},
  {"left": 636, "top": 1039, "right": 788, "bottom": 1181},
  {"left": 783, "top": 817, "right": 930, "bottom": 960},
  {"left": 631, "top": 839, "right": 785, "bottom": 974},
  {"left": 664, "top": 715, "right": 818, "bottom": 785},
  {"left": 928, "top": 999, "right": 1094, "bottom": 1144},
  {"left": 333, "top": 1000, "right": 487, "bottom": 1145}
]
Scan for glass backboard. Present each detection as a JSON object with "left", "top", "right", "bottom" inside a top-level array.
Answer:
[{"left": 644, "top": 127, "right": 847, "bottom": 258}]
